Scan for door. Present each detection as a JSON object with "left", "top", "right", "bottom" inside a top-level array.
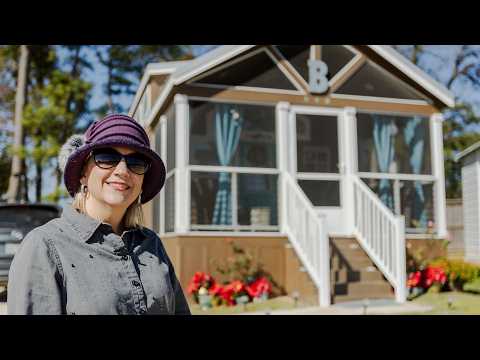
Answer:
[{"left": 289, "top": 106, "right": 344, "bottom": 235}]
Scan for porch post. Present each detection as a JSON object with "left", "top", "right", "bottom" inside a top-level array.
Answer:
[
  {"left": 276, "top": 102, "right": 290, "bottom": 234},
  {"left": 159, "top": 115, "right": 167, "bottom": 236},
  {"left": 342, "top": 107, "right": 357, "bottom": 235},
  {"left": 430, "top": 113, "right": 448, "bottom": 239},
  {"left": 174, "top": 94, "right": 189, "bottom": 234}
]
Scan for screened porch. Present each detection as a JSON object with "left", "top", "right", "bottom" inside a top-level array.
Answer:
[{"left": 152, "top": 95, "right": 446, "bottom": 239}]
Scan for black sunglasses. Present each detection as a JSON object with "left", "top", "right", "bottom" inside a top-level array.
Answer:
[{"left": 91, "top": 148, "right": 151, "bottom": 175}]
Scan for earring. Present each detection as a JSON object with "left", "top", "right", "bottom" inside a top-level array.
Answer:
[
  {"left": 82, "top": 185, "right": 88, "bottom": 194},
  {"left": 137, "top": 191, "right": 142, "bottom": 205}
]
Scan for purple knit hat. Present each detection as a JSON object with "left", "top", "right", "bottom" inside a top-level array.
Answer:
[{"left": 61, "top": 114, "right": 166, "bottom": 204}]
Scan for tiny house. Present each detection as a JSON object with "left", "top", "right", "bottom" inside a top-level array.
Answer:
[{"left": 129, "top": 45, "right": 454, "bottom": 305}]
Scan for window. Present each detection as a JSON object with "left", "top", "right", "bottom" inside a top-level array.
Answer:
[
  {"left": 191, "top": 171, "right": 230, "bottom": 225},
  {"left": 358, "top": 111, "right": 435, "bottom": 234},
  {"left": 400, "top": 180, "right": 434, "bottom": 231},
  {"left": 194, "top": 49, "right": 298, "bottom": 91},
  {"left": 357, "top": 112, "right": 431, "bottom": 175},
  {"left": 238, "top": 174, "right": 278, "bottom": 226},
  {"left": 189, "top": 100, "right": 279, "bottom": 232},
  {"left": 336, "top": 60, "right": 428, "bottom": 100},
  {"left": 189, "top": 101, "right": 276, "bottom": 168}
]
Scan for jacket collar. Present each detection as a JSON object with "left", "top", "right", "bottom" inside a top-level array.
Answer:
[{"left": 61, "top": 204, "right": 146, "bottom": 243}]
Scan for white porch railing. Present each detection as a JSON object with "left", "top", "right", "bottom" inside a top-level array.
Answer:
[
  {"left": 352, "top": 176, "right": 407, "bottom": 303},
  {"left": 281, "top": 173, "right": 331, "bottom": 307}
]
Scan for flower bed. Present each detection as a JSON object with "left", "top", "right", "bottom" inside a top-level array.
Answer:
[
  {"left": 407, "top": 257, "right": 480, "bottom": 299},
  {"left": 187, "top": 271, "right": 272, "bottom": 309}
]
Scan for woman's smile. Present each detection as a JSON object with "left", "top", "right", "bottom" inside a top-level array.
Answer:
[{"left": 106, "top": 181, "right": 131, "bottom": 191}]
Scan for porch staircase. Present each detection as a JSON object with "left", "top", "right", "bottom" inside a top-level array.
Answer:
[
  {"left": 281, "top": 172, "right": 407, "bottom": 307},
  {"left": 330, "top": 237, "right": 394, "bottom": 303}
]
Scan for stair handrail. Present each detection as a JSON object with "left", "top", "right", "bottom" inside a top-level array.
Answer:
[
  {"left": 281, "top": 173, "right": 331, "bottom": 307},
  {"left": 351, "top": 176, "right": 407, "bottom": 302}
]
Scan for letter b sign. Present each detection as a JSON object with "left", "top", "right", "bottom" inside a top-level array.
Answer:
[{"left": 308, "top": 59, "right": 329, "bottom": 94}]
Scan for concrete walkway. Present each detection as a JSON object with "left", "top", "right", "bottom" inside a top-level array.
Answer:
[
  {"left": 0, "top": 299, "right": 433, "bottom": 315},
  {"left": 237, "top": 299, "right": 433, "bottom": 315}
]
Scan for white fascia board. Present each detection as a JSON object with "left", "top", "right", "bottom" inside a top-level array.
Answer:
[
  {"left": 128, "top": 64, "right": 184, "bottom": 116},
  {"left": 173, "top": 45, "right": 256, "bottom": 86},
  {"left": 368, "top": 45, "right": 456, "bottom": 108},
  {"left": 143, "top": 77, "right": 175, "bottom": 128},
  {"left": 455, "top": 141, "right": 480, "bottom": 163}
]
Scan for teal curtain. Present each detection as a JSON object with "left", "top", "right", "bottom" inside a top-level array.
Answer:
[
  {"left": 212, "top": 104, "right": 243, "bottom": 225},
  {"left": 404, "top": 116, "right": 427, "bottom": 228},
  {"left": 373, "top": 115, "right": 396, "bottom": 211}
]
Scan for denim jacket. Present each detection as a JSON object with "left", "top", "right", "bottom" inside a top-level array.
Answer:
[{"left": 7, "top": 205, "right": 191, "bottom": 315}]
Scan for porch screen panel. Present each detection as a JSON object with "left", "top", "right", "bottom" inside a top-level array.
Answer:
[
  {"left": 189, "top": 101, "right": 276, "bottom": 168},
  {"left": 191, "top": 171, "right": 231, "bottom": 226},
  {"left": 237, "top": 174, "right": 278, "bottom": 226},
  {"left": 357, "top": 113, "right": 431, "bottom": 175},
  {"left": 298, "top": 180, "right": 340, "bottom": 207},
  {"left": 400, "top": 181, "right": 434, "bottom": 231},
  {"left": 164, "top": 175, "right": 175, "bottom": 233},
  {"left": 296, "top": 114, "right": 339, "bottom": 173}
]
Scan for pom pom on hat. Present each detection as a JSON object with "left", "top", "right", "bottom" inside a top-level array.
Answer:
[{"left": 58, "top": 134, "right": 85, "bottom": 173}]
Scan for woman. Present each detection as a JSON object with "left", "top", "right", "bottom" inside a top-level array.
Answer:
[{"left": 7, "top": 114, "right": 191, "bottom": 315}]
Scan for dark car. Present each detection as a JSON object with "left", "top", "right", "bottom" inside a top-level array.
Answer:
[{"left": 0, "top": 203, "right": 62, "bottom": 287}]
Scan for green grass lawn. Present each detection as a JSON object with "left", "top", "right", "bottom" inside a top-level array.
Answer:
[
  {"left": 189, "top": 296, "right": 299, "bottom": 315},
  {"left": 406, "top": 291, "right": 480, "bottom": 315}
]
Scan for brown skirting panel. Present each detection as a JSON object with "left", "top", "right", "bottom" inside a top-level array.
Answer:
[{"left": 160, "top": 235, "right": 320, "bottom": 306}]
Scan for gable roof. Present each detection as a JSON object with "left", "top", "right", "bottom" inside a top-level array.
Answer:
[
  {"left": 455, "top": 141, "right": 480, "bottom": 162},
  {"left": 129, "top": 45, "right": 455, "bottom": 127}
]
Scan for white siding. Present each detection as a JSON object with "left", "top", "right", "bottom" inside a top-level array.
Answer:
[{"left": 462, "top": 161, "right": 480, "bottom": 262}]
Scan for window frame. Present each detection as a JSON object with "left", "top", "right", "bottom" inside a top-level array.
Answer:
[{"left": 187, "top": 98, "right": 280, "bottom": 233}]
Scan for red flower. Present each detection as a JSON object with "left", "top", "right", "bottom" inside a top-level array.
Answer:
[
  {"left": 208, "top": 283, "right": 223, "bottom": 296},
  {"left": 246, "top": 277, "right": 272, "bottom": 298},
  {"left": 187, "top": 272, "right": 217, "bottom": 298},
  {"left": 407, "top": 271, "right": 422, "bottom": 288},
  {"left": 219, "top": 284, "right": 235, "bottom": 306}
]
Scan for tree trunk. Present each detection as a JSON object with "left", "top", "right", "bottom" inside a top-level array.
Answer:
[
  {"left": 4, "top": 45, "right": 29, "bottom": 203},
  {"left": 35, "top": 160, "right": 42, "bottom": 203}
]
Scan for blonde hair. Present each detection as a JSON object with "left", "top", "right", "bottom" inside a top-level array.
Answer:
[{"left": 72, "top": 188, "right": 145, "bottom": 229}]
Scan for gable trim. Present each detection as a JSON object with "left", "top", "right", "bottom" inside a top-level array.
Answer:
[
  {"left": 331, "top": 93, "right": 431, "bottom": 106},
  {"left": 186, "top": 82, "right": 307, "bottom": 96}
]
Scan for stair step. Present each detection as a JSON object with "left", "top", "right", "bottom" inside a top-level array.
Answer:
[
  {"left": 334, "top": 282, "right": 393, "bottom": 296},
  {"left": 331, "top": 269, "right": 385, "bottom": 282},
  {"left": 331, "top": 256, "right": 375, "bottom": 270}
]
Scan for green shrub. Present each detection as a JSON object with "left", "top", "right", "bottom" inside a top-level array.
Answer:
[
  {"left": 428, "top": 258, "right": 480, "bottom": 291},
  {"left": 463, "top": 278, "right": 480, "bottom": 294}
]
